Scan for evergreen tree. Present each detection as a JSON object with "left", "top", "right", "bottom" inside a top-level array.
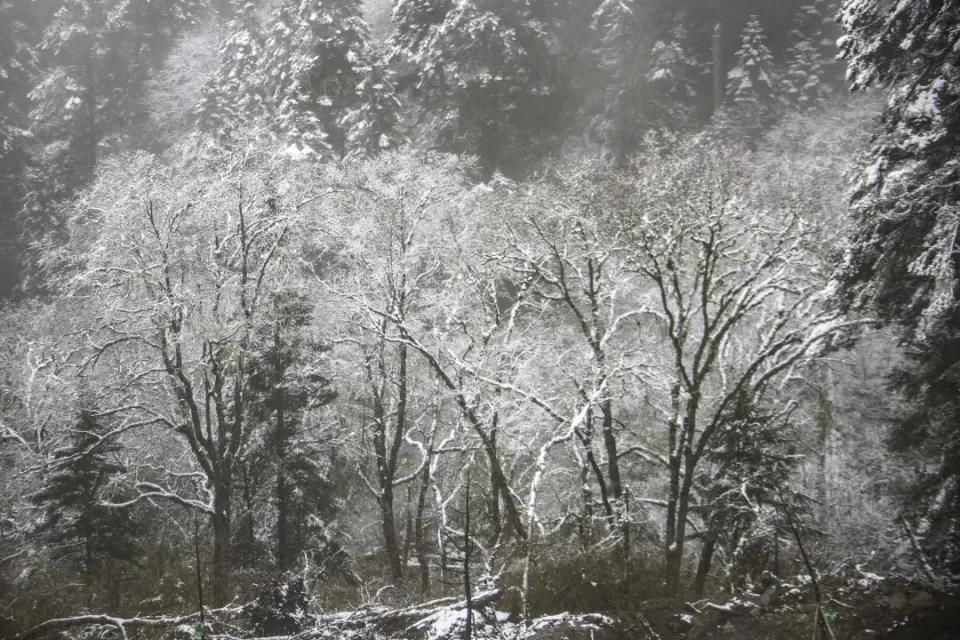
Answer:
[
  {"left": 21, "top": 0, "right": 199, "bottom": 293},
  {"left": 196, "top": 3, "right": 267, "bottom": 141},
  {"left": 339, "top": 61, "right": 403, "bottom": 158},
  {"left": 0, "top": 0, "right": 37, "bottom": 297},
  {"left": 247, "top": 291, "right": 338, "bottom": 573},
  {"left": 391, "top": 0, "right": 561, "bottom": 177},
  {"left": 246, "top": 574, "right": 311, "bottom": 635},
  {"left": 726, "top": 15, "right": 779, "bottom": 108},
  {"left": 800, "top": 0, "right": 842, "bottom": 78},
  {"left": 271, "top": 0, "right": 371, "bottom": 154},
  {"left": 645, "top": 23, "right": 698, "bottom": 129},
  {"left": 200, "top": 0, "right": 396, "bottom": 157},
  {"left": 30, "top": 0, "right": 201, "bottom": 179},
  {"left": 590, "top": 0, "right": 646, "bottom": 158},
  {"left": 782, "top": 39, "right": 826, "bottom": 109},
  {"left": 694, "top": 392, "right": 803, "bottom": 595},
  {"left": 590, "top": 1, "right": 696, "bottom": 157},
  {"left": 837, "top": 0, "right": 960, "bottom": 580},
  {"left": 30, "top": 409, "right": 141, "bottom": 590},
  {"left": 781, "top": 2, "right": 837, "bottom": 109}
]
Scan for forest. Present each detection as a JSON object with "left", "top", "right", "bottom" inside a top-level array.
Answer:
[{"left": 0, "top": 0, "right": 958, "bottom": 639}]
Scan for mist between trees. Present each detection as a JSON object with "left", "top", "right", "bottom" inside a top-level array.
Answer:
[{"left": 1, "top": 0, "right": 958, "bottom": 637}]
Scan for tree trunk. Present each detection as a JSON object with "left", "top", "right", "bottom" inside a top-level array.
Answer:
[
  {"left": 488, "top": 428, "right": 502, "bottom": 543},
  {"left": 664, "top": 388, "right": 683, "bottom": 594},
  {"left": 463, "top": 470, "right": 473, "bottom": 640},
  {"left": 381, "top": 484, "right": 404, "bottom": 582},
  {"left": 277, "top": 469, "right": 290, "bottom": 572},
  {"left": 211, "top": 482, "right": 232, "bottom": 606},
  {"left": 665, "top": 389, "right": 700, "bottom": 598},
  {"left": 693, "top": 535, "right": 717, "bottom": 596},
  {"left": 712, "top": 22, "right": 723, "bottom": 114},
  {"left": 816, "top": 366, "right": 834, "bottom": 531},
  {"left": 601, "top": 399, "right": 622, "bottom": 501},
  {"left": 416, "top": 463, "right": 431, "bottom": 595}
]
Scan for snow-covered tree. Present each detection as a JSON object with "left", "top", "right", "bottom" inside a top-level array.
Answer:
[
  {"left": 782, "top": 39, "right": 826, "bottom": 109},
  {"left": 391, "top": 0, "right": 561, "bottom": 177},
  {"left": 590, "top": 0, "right": 646, "bottom": 158},
  {"left": 781, "top": 2, "right": 836, "bottom": 109},
  {"left": 30, "top": 407, "right": 142, "bottom": 604},
  {"left": 726, "top": 15, "right": 778, "bottom": 107},
  {"left": 837, "top": 0, "right": 960, "bottom": 580},
  {"left": 645, "top": 23, "right": 698, "bottom": 128},
  {"left": 30, "top": 0, "right": 201, "bottom": 175},
  {"left": 196, "top": 3, "right": 267, "bottom": 140},
  {"left": 625, "top": 140, "right": 853, "bottom": 597},
  {"left": 200, "top": 0, "right": 397, "bottom": 157},
  {"left": 0, "top": 0, "right": 36, "bottom": 296},
  {"left": 339, "top": 61, "right": 402, "bottom": 158},
  {"left": 246, "top": 290, "right": 338, "bottom": 573}
]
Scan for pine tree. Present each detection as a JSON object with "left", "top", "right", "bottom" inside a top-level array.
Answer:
[
  {"left": 30, "top": 0, "right": 201, "bottom": 178},
  {"left": 30, "top": 409, "right": 141, "bottom": 585},
  {"left": 726, "top": 15, "right": 778, "bottom": 107},
  {"left": 645, "top": 23, "right": 698, "bottom": 129},
  {"left": 0, "top": 0, "right": 37, "bottom": 297},
  {"left": 247, "top": 291, "right": 337, "bottom": 573},
  {"left": 391, "top": 0, "right": 561, "bottom": 177},
  {"left": 591, "top": 0, "right": 646, "bottom": 158},
  {"left": 837, "top": 0, "right": 960, "bottom": 580},
  {"left": 339, "top": 61, "right": 402, "bottom": 158},
  {"left": 199, "top": 0, "right": 396, "bottom": 157},
  {"left": 782, "top": 39, "right": 826, "bottom": 109},
  {"left": 801, "top": 0, "right": 842, "bottom": 78},
  {"left": 694, "top": 392, "right": 803, "bottom": 595},
  {"left": 781, "top": 2, "right": 837, "bottom": 109},
  {"left": 21, "top": 0, "right": 199, "bottom": 294},
  {"left": 196, "top": 3, "right": 267, "bottom": 140}
]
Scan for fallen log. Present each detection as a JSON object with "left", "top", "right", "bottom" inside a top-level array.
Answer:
[{"left": 12, "top": 606, "right": 244, "bottom": 640}]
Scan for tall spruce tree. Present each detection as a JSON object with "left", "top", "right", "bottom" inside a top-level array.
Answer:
[
  {"left": 837, "top": 0, "right": 960, "bottom": 580},
  {"left": 199, "top": 0, "right": 397, "bottom": 157},
  {"left": 21, "top": 0, "right": 199, "bottom": 293},
  {"left": 781, "top": 1, "right": 839, "bottom": 108},
  {"left": 0, "top": 1, "right": 37, "bottom": 297},
  {"left": 591, "top": 0, "right": 647, "bottom": 158},
  {"left": 30, "top": 0, "right": 200, "bottom": 180},
  {"left": 726, "top": 15, "right": 779, "bottom": 108},
  {"left": 196, "top": 2, "right": 267, "bottom": 140},
  {"left": 30, "top": 408, "right": 141, "bottom": 601},
  {"left": 247, "top": 291, "right": 337, "bottom": 573},
  {"left": 645, "top": 23, "right": 698, "bottom": 129},
  {"left": 391, "top": 0, "right": 560, "bottom": 177}
]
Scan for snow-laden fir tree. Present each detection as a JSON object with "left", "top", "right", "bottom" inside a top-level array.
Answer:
[
  {"left": 339, "top": 60, "right": 402, "bottom": 158},
  {"left": 31, "top": 0, "right": 201, "bottom": 175},
  {"left": 591, "top": 0, "right": 646, "bottom": 159},
  {"left": 29, "top": 408, "right": 141, "bottom": 602},
  {"left": 272, "top": 0, "right": 372, "bottom": 154},
  {"left": 798, "top": 0, "right": 842, "bottom": 76},
  {"left": 0, "top": 0, "right": 36, "bottom": 295},
  {"left": 391, "top": 0, "right": 559, "bottom": 177},
  {"left": 645, "top": 23, "right": 698, "bottom": 129},
  {"left": 782, "top": 40, "right": 825, "bottom": 109},
  {"left": 0, "top": 1, "right": 34, "bottom": 162},
  {"left": 200, "top": 0, "right": 397, "bottom": 157},
  {"left": 837, "top": 0, "right": 960, "bottom": 580},
  {"left": 196, "top": 3, "right": 267, "bottom": 140},
  {"left": 781, "top": 1, "right": 837, "bottom": 108},
  {"left": 726, "top": 15, "right": 779, "bottom": 107},
  {"left": 22, "top": 0, "right": 199, "bottom": 294}
]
